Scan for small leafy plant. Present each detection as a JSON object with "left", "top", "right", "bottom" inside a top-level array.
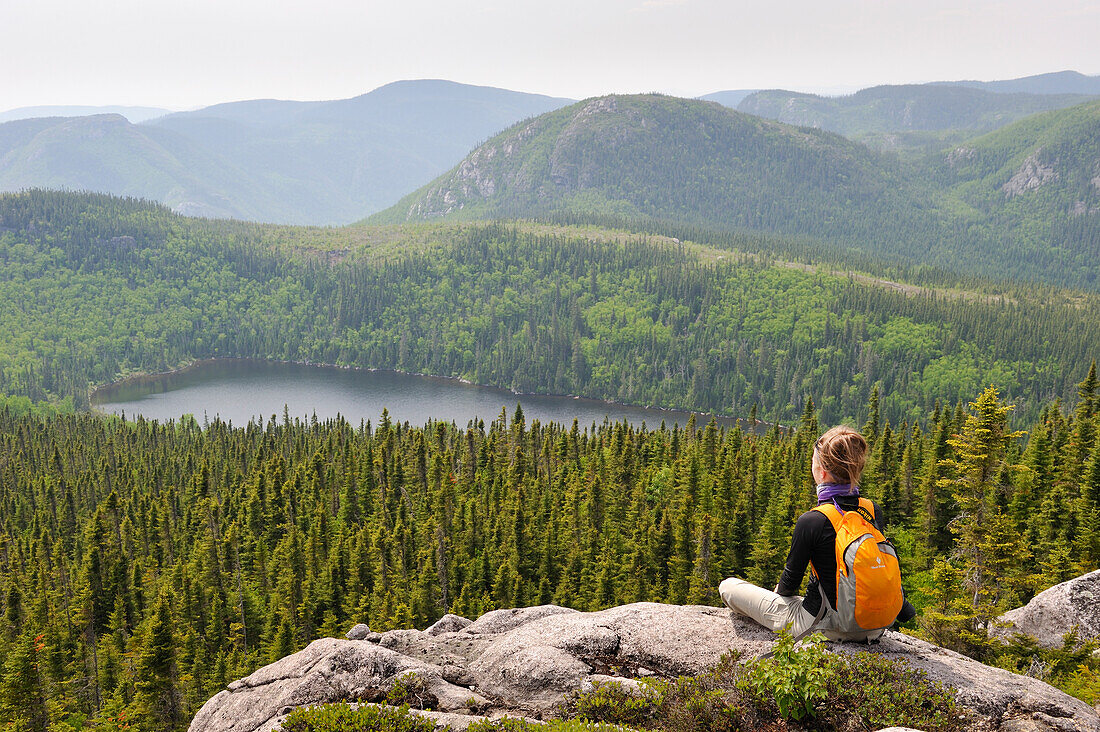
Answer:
[{"left": 741, "top": 629, "right": 830, "bottom": 721}]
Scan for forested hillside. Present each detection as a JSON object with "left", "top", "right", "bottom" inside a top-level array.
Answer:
[
  {"left": 3, "top": 192, "right": 1099, "bottom": 427},
  {"left": 6, "top": 90, "right": 1100, "bottom": 288},
  {"left": 0, "top": 379, "right": 1097, "bottom": 728},
  {"left": 929, "top": 100, "right": 1100, "bottom": 286},
  {"left": 377, "top": 94, "right": 1100, "bottom": 289},
  {"left": 370, "top": 94, "right": 933, "bottom": 252}
]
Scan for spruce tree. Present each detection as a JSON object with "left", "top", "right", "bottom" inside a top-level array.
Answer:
[
  {"left": 917, "top": 408, "right": 953, "bottom": 565},
  {"left": 131, "top": 594, "right": 183, "bottom": 731},
  {"left": 0, "top": 629, "right": 49, "bottom": 732},
  {"left": 686, "top": 513, "right": 716, "bottom": 605},
  {"left": 937, "top": 387, "right": 1027, "bottom": 650},
  {"left": 1078, "top": 433, "right": 1100, "bottom": 569},
  {"left": 863, "top": 385, "right": 881, "bottom": 448}
]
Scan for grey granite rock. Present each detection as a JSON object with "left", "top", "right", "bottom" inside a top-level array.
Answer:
[
  {"left": 190, "top": 639, "right": 488, "bottom": 732},
  {"left": 999, "top": 570, "right": 1100, "bottom": 648},
  {"left": 426, "top": 613, "right": 473, "bottom": 636},
  {"left": 579, "top": 674, "right": 648, "bottom": 695},
  {"left": 380, "top": 628, "right": 427, "bottom": 651},
  {"left": 345, "top": 623, "right": 372, "bottom": 641},
  {"left": 462, "top": 604, "right": 577, "bottom": 635},
  {"left": 191, "top": 601, "right": 1100, "bottom": 732}
]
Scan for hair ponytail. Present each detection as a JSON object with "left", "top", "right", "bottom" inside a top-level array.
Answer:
[{"left": 815, "top": 426, "right": 869, "bottom": 485}]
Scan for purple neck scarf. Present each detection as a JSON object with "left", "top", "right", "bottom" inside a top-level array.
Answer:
[{"left": 816, "top": 482, "right": 859, "bottom": 503}]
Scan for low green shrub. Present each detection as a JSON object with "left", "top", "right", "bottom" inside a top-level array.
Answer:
[
  {"left": 656, "top": 674, "right": 742, "bottom": 732},
  {"left": 464, "top": 717, "right": 540, "bottom": 732},
  {"left": 1060, "top": 665, "right": 1100, "bottom": 705},
  {"left": 817, "top": 651, "right": 963, "bottom": 731},
  {"left": 466, "top": 717, "right": 634, "bottom": 732},
  {"left": 572, "top": 679, "right": 662, "bottom": 726},
  {"left": 385, "top": 672, "right": 437, "bottom": 709},
  {"left": 569, "top": 630, "right": 963, "bottom": 731},
  {"left": 544, "top": 722, "right": 646, "bottom": 732},
  {"left": 280, "top": 703, "right": 436, "bottom": 732},
  {"left": 994, "top": 630, "right": 1100, "bottom": 704},
  {"left": 284, "top": 706, "right": 639, "bottom": 732}
]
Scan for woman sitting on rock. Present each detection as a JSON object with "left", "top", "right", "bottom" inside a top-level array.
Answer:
[{"left": 719, "top": 425, "right": 916, "bottom": 642}]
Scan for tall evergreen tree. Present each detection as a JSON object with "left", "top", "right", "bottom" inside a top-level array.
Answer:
[
  {"left": 936, "top": 387, "right": 1027, "bottom": 655},
  {"left": 0, "top": 629, "right": 49, "bottom": 732},
  {"left": 131, "top": 595, "right": 183, "bottom": 731}
]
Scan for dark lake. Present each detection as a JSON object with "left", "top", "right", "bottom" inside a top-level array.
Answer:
[{"left": 92, "top": 359, "right": 744, "bottom": 430}]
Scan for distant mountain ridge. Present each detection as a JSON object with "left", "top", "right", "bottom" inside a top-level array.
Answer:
[
  {"left": 0, "top": 104, "right": 171, "bottom": 124},
  {"left": 934, "top": 70, "right": 1100, "bottom": 95},
  {"left": 697, "top": 72, "right": 1100, "bottom": 154},
  {"left": 0, "top": 114, "right": 255, "bottom": 219},
  {"left": 733, "top": 84, "right": 1097, "bottom": 142},
  {"left": 697, "top": 89, "right": 758, "bottom": 108},
  {"left": 3, "top": 71, "right": 1098, "bottom": 243},
  {"left": 932, "top": 99, "right": 1100, "bottom": 247},
  {"left": 0, "top": 80, "right": 573, "bottom": 224}
]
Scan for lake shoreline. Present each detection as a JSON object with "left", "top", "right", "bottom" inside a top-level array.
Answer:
[{"left": 90, "top": 357, "right": 768, "bottom": 430}]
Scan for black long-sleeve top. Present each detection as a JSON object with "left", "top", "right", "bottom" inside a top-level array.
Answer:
[{"left": 776, "top": 495, "right": 885, "bottom": 617}]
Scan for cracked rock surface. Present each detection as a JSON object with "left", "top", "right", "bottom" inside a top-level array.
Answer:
[{"left": 190, "top": 601, "right": 1100, "bottom": 732}]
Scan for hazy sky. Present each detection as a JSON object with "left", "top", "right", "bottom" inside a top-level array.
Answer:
[{"left": 3, "top": 0, "right": 1099, "bottom": 111}]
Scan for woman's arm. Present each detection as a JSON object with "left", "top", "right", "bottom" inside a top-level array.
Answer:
[{"left": 776, "top": 511, "right": 822, "bottom": 596}]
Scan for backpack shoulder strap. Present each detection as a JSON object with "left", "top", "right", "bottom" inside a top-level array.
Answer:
[
  {"left": 855, "top": 497, "right": 877, "bottom": 526},
  {"left": 812, "top": 503, "right": 842, "bottom": 531},
  {"left": 811, "top": 503, "right": 846, "bottom": 580},
  {"left": 849, "top": 498, "right": 888, "bottom": 543},
  {"left": 808, "top": 505, "right": 838, "bottom": 585}
]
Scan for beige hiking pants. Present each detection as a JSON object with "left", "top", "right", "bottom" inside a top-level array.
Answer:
[
  {"left": 718, "top": 577, "right": 884, "bottom": 642},
  {"left": 719, "top": 577, "right": 819, "bottom": 637}
]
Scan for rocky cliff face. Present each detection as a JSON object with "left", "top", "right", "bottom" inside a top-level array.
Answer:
[
  {"left": 1003, "top": 149, "right": 1060, "bottom": 197},
  {"left": 191, "top": 601, "right": 1100, "bottom": 732}
]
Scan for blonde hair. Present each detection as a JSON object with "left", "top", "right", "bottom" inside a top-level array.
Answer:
[{"left": 814, "top": 426, "right": 869, "bottom": 485}]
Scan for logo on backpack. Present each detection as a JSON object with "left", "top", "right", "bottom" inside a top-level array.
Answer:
[{"left": 812, "top": 498, "right": 904, "bottom": 633}]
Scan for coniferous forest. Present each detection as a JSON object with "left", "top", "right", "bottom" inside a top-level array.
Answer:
[
  {"left": 1, "top": 189, "right": 1100, "bottom": 730},
  {"left": 1, "top": 378, "right": 1099, "bottom": 729}
]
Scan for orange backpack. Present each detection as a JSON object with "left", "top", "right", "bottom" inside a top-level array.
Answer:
[{"left": 811, "top": 498, "right": 904, "bottom": 634}]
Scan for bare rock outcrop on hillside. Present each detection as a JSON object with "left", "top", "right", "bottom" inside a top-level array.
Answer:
[
  {"left": 998, "top": 570, "right": 1100, "bottom": 648},
  {"left": 1004, "top": 149, "right": 1059, "bottom": 197},
  {"left": 190, "top": 602, "right": 1100, "bottom": 732}
]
